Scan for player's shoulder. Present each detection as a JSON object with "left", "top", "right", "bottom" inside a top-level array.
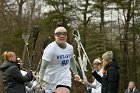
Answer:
[
  {"left": 66, "top": 42, "right": 73, "bottom": 49},
  {"left": 46, "top": 41, "right": 56, "bottom": 48},
  {"left": 43, "top": 42, "right": 56, "bottom": 52}
]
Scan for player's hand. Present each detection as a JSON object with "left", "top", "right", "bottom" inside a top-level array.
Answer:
[
  {"left": 82, "top": 79, "right": 88, "bottom": 85},
  {"left": 32, "top": 71, "right": 37, "bottom": 77},
  {"left": 74, "top": 74, "right": 81, "bottom": 81}
]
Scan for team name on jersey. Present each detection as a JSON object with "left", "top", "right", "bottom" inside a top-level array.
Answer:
[{"left": 57, "top": 54, "right": 72, "bottom": 59}]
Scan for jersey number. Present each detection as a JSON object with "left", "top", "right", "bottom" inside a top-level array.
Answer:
[{"left": 61, "top": 60, "right": 69, "bottom": 66}]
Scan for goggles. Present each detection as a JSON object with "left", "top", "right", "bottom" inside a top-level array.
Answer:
[{"left": 54, "top": 32, "right": 67, "bottom": 37}]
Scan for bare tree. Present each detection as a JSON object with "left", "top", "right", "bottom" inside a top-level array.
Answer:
[
  {"left": 116, "top": 0, "right": 140, "bottom": 88},
  {"left": 22, "top": 0, "right": 36, "bottom": 69},
  {"left": 16, "top": 0, "right": 27, "bottom": 29}
]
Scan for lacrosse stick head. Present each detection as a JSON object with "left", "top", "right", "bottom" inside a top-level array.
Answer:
[
  {"left": 73, "top": 29, "right": 81, "bottom": 41},
  {"left": 33, "top": 26, "right": 40, "bottom": 39},
  {"left": 73, "top": 29, "right": 78, "bottom": 36},
  {"left": 35, "top": 75, "right": 49, "bottom": 87},
  {"left": 22, "top": 33, "right": 30, "bottom": 46}
]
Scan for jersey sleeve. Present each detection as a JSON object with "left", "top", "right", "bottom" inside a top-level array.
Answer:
[
  {"left": 42, "top": 44, "right": 54, "bottom": 61},
  {"left": 70, "top": 46, "right": 78, "bottom": 75}
]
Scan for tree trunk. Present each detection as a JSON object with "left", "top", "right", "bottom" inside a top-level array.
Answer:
[
  {"left": 23, "top": 0, "right": 36, "bottom": 69},
  {"left": 17, "top": 0, "right": 24, "bottom": 29},
  {"left": 132, "top": 5, "right": 137, "bottom": 85},
  {"left": 0, "top": 49, "right": 4, "bottom": 93},
  {"left": 82, "top": 0, "right": 89, "bottom": 48},
  {"left": 27, "top": 0, "right": 36, "bottom": 33},
  {"left": 100, "top": 0, "right": 105, "bottom": 53},
  {"left": 123, "top": 0, "right": 133, "bottom": 88},
  {"left": 123, "top": 21, "right": 129, "bottom": 89}
]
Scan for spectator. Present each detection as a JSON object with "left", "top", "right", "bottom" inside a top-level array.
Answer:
[
  {"left": 0, "top": 51, "right": 33, "bottom": 93},
  {"left": 125, "top": 81, "right": 140, "bottom": 93},
  {"left": 92, "top": 51, "right": 120, "bottom": 93},
  {"left": 83, "top": 58, "right": 103, "bottom": 93}
]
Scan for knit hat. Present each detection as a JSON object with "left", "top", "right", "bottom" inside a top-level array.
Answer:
[
  {"left": 93, "top": 58, "right": 101, "bottom": 64},
  {"left": 102, "top": 51, "right": 113, "bottom": 62}
]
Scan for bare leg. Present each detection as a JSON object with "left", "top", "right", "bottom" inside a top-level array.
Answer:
[{"left": 55, "top": 87, "right": 70, "bottom": 93}]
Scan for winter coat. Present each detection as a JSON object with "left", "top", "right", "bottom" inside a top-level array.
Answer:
[
  {"left": 20, "top": 70, "right": 45, "bottom": 93},
  {"left": 125, "top": 88, "right": 140, "bottom": 93},
  {"left": 0, "top": 60, "right": 33, "bottom": 93},
  {"left": 92, "top": 59, "right": 120, "bottom": 93}
]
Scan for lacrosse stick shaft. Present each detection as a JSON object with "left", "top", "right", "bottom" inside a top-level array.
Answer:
[
  {"left": 78, "top": 57, "right": 87, "bottom": 80},
  {"left": 26, "top": 45, "right": 32, "bottom": 70},
  {"left": 32, "top": 26, "right": 40, "bottom": 68},
  {"left": 79, "top": 42, "right": 93, "bottom": 71}
]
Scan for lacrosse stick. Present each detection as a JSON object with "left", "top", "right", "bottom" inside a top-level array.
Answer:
[
  {"left": 32, "top": 26, "right": 40, "bottom": 68},
  {"left": 73, "top": 29, "right": 93, "bottom": 93},
  {"left": 22, "top": 33, "right": 32, "bottom": 70},
  {"left": 21, "top": 70, "right": 48, "bottom": 92},
  {"left": 33, "top": 37, "right": 52, "bottom": 90},
  {"left": 35, "top": 37, "right": 51, "bottom": 73},
  {"left": 73, "top": 29, "right": 93, "bottom": 72}
]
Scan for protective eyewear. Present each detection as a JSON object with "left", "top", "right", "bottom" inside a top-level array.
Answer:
[
  {"left": 93, "top": 63, "right": 100, "bottom": 65},
  {"left": 55, "top": 32, "right": 67, "bottom": 37}
]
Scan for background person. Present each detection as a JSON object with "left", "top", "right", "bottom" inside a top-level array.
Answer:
[
  {"left": 83, "top": 58, "right": 103, "bottom": 93},
  {"left": 39, "top": 27, "right": 81, "bottom": 93},
  {"left": 17, "top": 58, "right": 45, "bottom": 93},
  {"left": 125, "top": 81, "right": 140, "bottom": 93},
  {"left": 92, "top": 51, "right": 120, "bottom": 93},
  {"left": 0, "top": 51, "right": 33, "bottom": 93}
]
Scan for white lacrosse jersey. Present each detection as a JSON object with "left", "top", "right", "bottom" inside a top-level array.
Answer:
[
  {"left": 92, "top": 69, "right": 103, "bottom": 93},
  {"left": 42, "top": 41, "right": 73, "bottom": 85}
]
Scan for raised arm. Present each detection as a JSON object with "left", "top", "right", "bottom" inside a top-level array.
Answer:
[
  {"left": 10, "top": 66, "right": 33, "bottom": 83},
  {"left": 92, "top": 71, "right": 102, "bottom": 83}
]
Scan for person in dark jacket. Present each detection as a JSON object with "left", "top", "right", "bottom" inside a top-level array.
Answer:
[
  {"left": 92, "top": 51, "right": 120, "bottom": 93},
  {"left": 125, "top": 81, "right": 140, "bottom": 93},
  {"left": 0, "top": 51, "right": 33, "bottom": 93}
]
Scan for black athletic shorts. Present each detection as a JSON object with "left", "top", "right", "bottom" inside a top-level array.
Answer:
[{"left": 56, "top": 85, "right": 71, "bottom": 90}]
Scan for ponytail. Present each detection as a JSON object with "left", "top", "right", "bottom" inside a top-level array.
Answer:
[
  {"left": 2, "top": 51, "right": 16, "bottom": 61},
  {"left": 2, "top": 51, "right": 9, "bottom": 60}
]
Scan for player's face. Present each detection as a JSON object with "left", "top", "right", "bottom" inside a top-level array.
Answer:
[
  {"left": 54, "top": 30, "right": 67, "bottom": 44},
  {"left": 93, "top": 63, "right": 100, "bottom": 70}
]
